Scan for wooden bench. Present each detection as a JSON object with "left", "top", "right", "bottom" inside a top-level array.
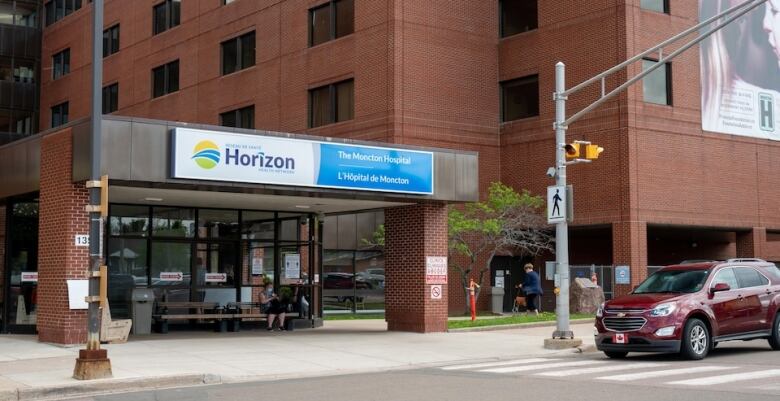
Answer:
[
  {"left": 226, "top": 302, "right": 267, "bottom": 331},
  {"left": 153, "top": 301, "right": 231, "bottom": 333}
]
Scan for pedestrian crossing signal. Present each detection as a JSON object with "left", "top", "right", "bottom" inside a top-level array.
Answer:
[
  {"left": 585, "top": 144, "right": 604, "bottom": 160},
  {"left": 564, "top": 143, "right": 580, "bottom": 159}
]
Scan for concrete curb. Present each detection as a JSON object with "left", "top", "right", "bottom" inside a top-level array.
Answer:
[
  {"left": 447, "top": 318, "right": 594, "bottom": 333},
  {"left": 11, "top": 374, "right": 220, "bottom": 401}
]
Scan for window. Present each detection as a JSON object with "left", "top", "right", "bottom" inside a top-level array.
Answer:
[
  {"left": 152, "top": 60, "right": 179, "bottom": 98},
  {"left": 220, "top": 106, "right": 254, "bottom": 129},
  {"left": 309, "top": 0, "right": 354, "bottom": 47},
  {"left": 711, "top": 268, "right": 739, "bottom": 290},
  {"left": 309, "top": 79, "right": 354, "bottom": 128},
  {"left": 221, "top": 31, "right": 255, "bottom": 75},
  {"left": 641, "top": 0, "right": 669, "bottom": 14},
  {"left": 223, "top": 0, "right": 237, "bottom": 4},
  {"left": 51, "top": 102, "right": 68, "bottom": 128},
  {"left": 501, "top": 75, "right": 539, "bottom": 122},
  {"left": 52, "top": 48, "right": 70, "bottom": 79},
  {"left": 500, "top": 0, "right": 538, "bottom": 37},
  {"left": 45, "top": 0, "right": 82, "bottom": 27},
  {"left": 103, "top": 25, "right": 120, "bottom": 57},
  {"left": 642, "top": 58, "right": 671, "bottom": 105},
  {"left": 153, "top": 0, "right": 180, "bottom": 35},
  {"left": 734, "top": 268, "right": 769, "bottom": 288},
  {"left": 102, "top": 83, "right": 118, "bottom": 114}
]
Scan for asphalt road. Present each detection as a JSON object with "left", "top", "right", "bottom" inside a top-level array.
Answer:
[{"left": 73, "top": 340, "right": 780, "bottom": 401}]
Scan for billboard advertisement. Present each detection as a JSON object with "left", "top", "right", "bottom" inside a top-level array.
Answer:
[
  {"left": 700, "top": 0, "right": 780, "bottom": 139},
  {"left": 171, "top": 127, "right": 434, "bottom": 195}
]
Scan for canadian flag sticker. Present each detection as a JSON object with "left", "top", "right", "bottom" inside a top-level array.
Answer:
[{"left": 613, "top": 333, "right": 627, "bottom": 344}]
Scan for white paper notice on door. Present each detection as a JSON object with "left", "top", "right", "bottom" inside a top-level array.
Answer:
[{"left": 284, "top": 254, "right": 301, "bottom": 279}]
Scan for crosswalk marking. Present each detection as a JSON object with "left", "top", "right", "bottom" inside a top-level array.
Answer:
[
  {"left": 441, "top": 358, "right": 557, "bottom": 371},
  {"left": 598, "top": 366, "right": 736, "bottom": 382},
  {"left": 667, "top": 369, "right": 780, "bottom": 386},
  {"left": 535, "top": 362, "right": 667, "bottom": 377},
  {"left": 480, "top": 360, "right": 605, "bottom": 374}
]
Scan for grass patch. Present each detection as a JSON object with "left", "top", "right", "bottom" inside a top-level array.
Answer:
[
  {"left": 324, "top": 313, "right": 385, "bottom": 320},
  {"left": 447, "top": 312, "right": 594, "bottom": 329}
]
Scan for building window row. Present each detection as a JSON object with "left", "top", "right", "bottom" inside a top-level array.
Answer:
[
  {"left": 309, "top": 0, "right": 354, "bottom": 47},
  {"left": 309, "top": 79, "right": 354, "bottom": 128},
  {"left": 153, "top": 0, "right": 180, "bottom": 35},
  {"left": 44, "top": 0, "right": 82, "bottom": 27},
  {"left": 103, "top": 24, "right": 120, "bottom": 58},
  {"left": 221, "top": 31, "right": 255, "bottom": 75},
  {"left": 152, "top": 60, "right": 179, "bottom": 98},
  {"left": 51, "top": 101, "right": 68, "bottom": 128},
  {"left": 52, "top": 48, "right": 70, "bottom": 80}
]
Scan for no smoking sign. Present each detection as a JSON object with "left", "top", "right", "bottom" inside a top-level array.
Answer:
[{"left": 430, "top": 285, "right": 442, "bottom": 300}]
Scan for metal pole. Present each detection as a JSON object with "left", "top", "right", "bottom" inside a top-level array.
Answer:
[
  {"left": 552, "top": 62, "right": 572, "bottom": 339},
  {"left": 86, "top": 0, "right": 104, "bottom": 352}
]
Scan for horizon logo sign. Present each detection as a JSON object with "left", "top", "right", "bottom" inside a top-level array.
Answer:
[{"left": 171, "top": 127, "right": 434, "bottom": 195}]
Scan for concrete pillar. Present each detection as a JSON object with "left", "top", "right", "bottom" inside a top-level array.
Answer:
[
  {"left": 736, "top": 227, "right": 767, "bottom": 260},
  {"left": 37, "top": 129, "right": 90, "bottom": 344},
  {"left": 384, "top": 203, "right": 448, "bottom": 333},
  {"left": 612, "top": 221, "right": 647, "bottom": 298}
]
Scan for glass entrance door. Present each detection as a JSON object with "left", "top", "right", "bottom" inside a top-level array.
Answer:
[{"left": 4, "top": 200, "right": 38, "bottom": 334}]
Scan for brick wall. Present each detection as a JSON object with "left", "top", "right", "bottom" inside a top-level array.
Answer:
[
  {"left": 385, "top": 203, "right": 448, "bottom": 332},
  {"left": 37, "top": 128, "right": 91, "bottom": 344},
  {"left": 0, "top": 204, "right": 5, "bottom": 310}
]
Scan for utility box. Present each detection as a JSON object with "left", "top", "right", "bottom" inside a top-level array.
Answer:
[
  {"left": 131, "top": 288, "right": 155, "bottom": 335},
  {"left": 491, "top": 286, "right": 504, "bottom": 314}
]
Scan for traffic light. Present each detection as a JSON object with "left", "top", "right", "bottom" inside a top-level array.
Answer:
[
  {"left": 564, "top": 143, "right": 580, "bottom": 159},
  {"left": 584, "top": 144, "right": 604, "bottom": 160}
]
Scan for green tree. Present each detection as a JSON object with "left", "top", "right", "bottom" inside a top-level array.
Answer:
[{"left": 449, "top": 182, "right": 554, "bottom": 314}]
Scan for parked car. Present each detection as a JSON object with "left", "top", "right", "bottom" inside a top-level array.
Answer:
[{"left": 594, "top": 259, "right": 780, "bottom": 360}]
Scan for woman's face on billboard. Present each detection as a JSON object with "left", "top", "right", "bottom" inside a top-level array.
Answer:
[{"left": 766, "top": 0, "right": 780, "bottom": 66}]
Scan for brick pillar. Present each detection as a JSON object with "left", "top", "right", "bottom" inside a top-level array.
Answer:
[
  {"left": 384, "top": 203, "right": 448, "bottom": 333},
  {"left": 612, "top": 221, "right": 647, "bottom": 298},
  {"left": 0, "top": 204, "right": 5, "bottom": 308},
  {"left": 736, "top": 227, "right": 767, "bottom": 259},
  {"left": 37, "top": 129, "right": 91, "bottom": 344}
]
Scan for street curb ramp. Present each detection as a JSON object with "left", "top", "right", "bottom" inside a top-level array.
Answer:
[{"left": 6, "top": 373, "right": 222, "bottom": 401}]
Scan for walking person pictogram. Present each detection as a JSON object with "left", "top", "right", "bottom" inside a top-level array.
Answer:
[{"left": 552, "top": 189, "right": 562, "bottom": 217}]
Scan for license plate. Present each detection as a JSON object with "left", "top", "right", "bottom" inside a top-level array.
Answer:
[{"left": 612, "top": 333, "right": 628, "bottom": 344}]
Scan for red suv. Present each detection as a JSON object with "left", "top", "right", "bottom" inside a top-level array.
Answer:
[{"left": 595, "top": 259, "right": 780, "bottom": 360}]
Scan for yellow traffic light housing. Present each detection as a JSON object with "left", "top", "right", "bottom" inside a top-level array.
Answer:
[
  {"left": 564, "top": 143, "right": 580, "bottom": 159},
  {"left": 584, "top": 144, "right": 604, "bottom": 160}
]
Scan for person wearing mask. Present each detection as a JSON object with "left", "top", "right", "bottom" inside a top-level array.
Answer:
[{"left": 259, "top": 282, "right": 287, "bottom": 331}]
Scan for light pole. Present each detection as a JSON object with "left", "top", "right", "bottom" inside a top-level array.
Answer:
[
  {"left": 546, "top": 0, "right": 768, "bottom": 344},
  {"left": 73, "top": 0, "right": 110, "bottom": 380}
]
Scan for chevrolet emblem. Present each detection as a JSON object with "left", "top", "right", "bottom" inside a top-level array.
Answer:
[{"left": 617, "top": 312, "right": 626, "bottom": 318}]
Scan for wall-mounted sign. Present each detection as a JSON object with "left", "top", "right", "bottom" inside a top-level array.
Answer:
[
  {"left": 495, "top": 277, "right": 505, "bottom": 288},
  {"left": 205, "top": 273, "right": 227, "bottom": 283},
  {"left": 430, "top": 285, "right": 442, "bottom": 300},
  {"left": 615, "top": 265, "right": 630, "bottom": 285},
  {"left": 425, "top": 256, "right": 448, "bottom": 284},
  {"left": 284, "top": 254, "right": 301, "bottom": 279},
  {"left": 21, "top": 272, "right": 38, "bottom": 282},
  {"left": 74, "top": 235, "right": 89, "bottom": 247},
  {"left": 159, "top": 272, "right": 183, "bottom": 282},
  {"left": 171, "top": 127, "right": 434, "bottom": 195},
  {"left": 251, "top": 257, "right": 263, "bottom": 276}
]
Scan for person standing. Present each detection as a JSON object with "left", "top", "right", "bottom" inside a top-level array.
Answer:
[{"left": 518, "top": 263, "right": 543, "bottom": 316}]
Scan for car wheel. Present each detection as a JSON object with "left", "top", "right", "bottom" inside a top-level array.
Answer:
[
  {"left": 680, "top": 318, "right": 710, "bottom": 360},
  {"left": 604, "top": 351, "right": 628, "bottom": 359},
  {"left": 769, "top": 313, "right": 780, "bottom": 351}
]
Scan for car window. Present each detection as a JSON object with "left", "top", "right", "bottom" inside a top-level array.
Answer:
[
  {"left": 763, "top": 265, "right": 780, "bottom": 281},
  {"left": 734, "top": 267, "right": 769, "bottom": 288},
  {"left": 633, "top": 269, "right": 710, "bottom": 294},
  {"left": 711, "top": 268, "right": 739, "bottom": 290}
]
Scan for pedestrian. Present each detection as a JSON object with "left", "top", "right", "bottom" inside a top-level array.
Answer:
[{"left": 518, "top": 263, "right": 543, "bottom": 316}]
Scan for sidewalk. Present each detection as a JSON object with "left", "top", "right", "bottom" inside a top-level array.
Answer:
[{"left": 0, "top": 320, "right": 595, "bottom": 400}]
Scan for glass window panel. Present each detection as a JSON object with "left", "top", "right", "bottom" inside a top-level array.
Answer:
[
  {"left": 63, "top": 49, "right": 70, "bottom": 74},
  {"left": 642, "top": 59, "right": 670, "bottom": 105},
  {"left": 335, "top": 0, "right": 354, "bottom": 38},
  {"left": 151, "top": 241, "right": 191, "bottom": 286},
  {"left": 355, "top": 251, "right": 384, "bottom": 312},
  {"left": 712, "top": 268, "right": 739, "bottom": 289},
  {"left": 221, "top": 38, "right": 237, "bottom": 75},
  {"left": 242, "top": 211, "right": 275, "bottom": 240},
  {"left": 55, "top": 0, "right": 64, "bottom": 20},
  {"left": 107, "top": 238, "right": 149, "bottom": 318},
  {"left": 241, "top": 32, "right": 255, "bottom": 69},
  {"left": 198, "top": 209, "right": 239, "bottom": 239},
  {"left": 280, "top": 218, "right": 299, "bottom": 242},
  {"left": 735, "top": 268, "right": 769, "bottom": 288},
  {"left": 501, "top": 75, "right": 539, "bottom": 121},
  {"left": 167, "top": 60, "right": 179, "bottom": 93},
  {"left": 153, "top": 65, "right": 165, "bottom": 97},
  {"left": 309, "top": 85, "right": 331, "bottom": 127},
  {"left": 641, "top": 0, "right": 668, "bottom": 13},
  {"left": 194, "top": 242, "right": 237, "bottom": 287},
  {"left": 45, "top": 1, "right": 54, "bottom": 26},
  {"left": 220, "top": 110, "right": 237, "bottom": 127},
  {"left": 280, "top": 245, "right": 304, "bottom": 285},
  {"left": 500, "top": 0, "right": 538, "bottom": 38},
  {"left": 110, "top": 205, "right": 149, "bottom": 236},
  {"left": 323, "top": 250, "right": 354, "bottom": 312},
  {"left": 336, "top": 80, "right": 354, "bottom": 122},
  {"left": 152, "top": 207, "right": 195, "bottom": 237},
  {"left": 310, "top": 3, "right": 331, "bottom": 46},
  {"left": 0, "top": 13, "right": 14, "bottom": 26},
  {"left": 242, "top": 242, "right": 274, "bottom": 285},
  {"left": 240, "top": 106, "right": 254, "bottom": 129},
  {"left": 153, "top": 2, "right": 166, "bottom": 34},
  {"left": 171, "top": 0, "right": 181, "bottom": 27}
]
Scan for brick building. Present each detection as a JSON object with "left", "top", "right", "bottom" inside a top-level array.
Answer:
[{"left": 1, "top": 0, "right": 780, "bottom": 343}]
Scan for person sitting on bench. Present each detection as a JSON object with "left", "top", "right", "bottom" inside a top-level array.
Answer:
[{"left": 259, "top": 283, "right": 286, "bottom": 331}]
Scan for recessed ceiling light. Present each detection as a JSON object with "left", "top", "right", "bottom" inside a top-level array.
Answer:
[
  {"left": 144, "top": 197, "right": 164, "bottom": 202},
  {"left": 294, "top": 205, "right": 311, "bottom": 209}
]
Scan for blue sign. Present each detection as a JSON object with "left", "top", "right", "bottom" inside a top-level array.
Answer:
[
  {"left": 316, "top": 143, "right": 434, "bottom": 194},
  {"left": 615, "top": 265, "right": 631, "bottom": 285}
]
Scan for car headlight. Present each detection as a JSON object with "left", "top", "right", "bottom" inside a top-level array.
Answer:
[
  {"left": 596, "top": 302, "right": 605, "bottom": 318},
  {"left": 650, "top": 302, "right": 677, "bottom": 317}
]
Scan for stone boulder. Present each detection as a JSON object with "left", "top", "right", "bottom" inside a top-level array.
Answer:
[{"left": 569, "top": 277, "right": 605, "bottom": 314}]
